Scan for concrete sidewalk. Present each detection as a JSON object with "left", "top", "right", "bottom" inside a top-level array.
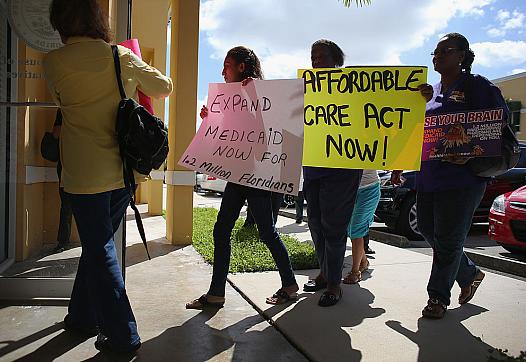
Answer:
[
  {"left": 0, "top": 210, "right": 306, "bottom": 362},
  {"left": 1, "top": 208, "right": 525, "bottom": 361},
  {"left": 231, "top": 217, "right": 526, "bottom": 362}
]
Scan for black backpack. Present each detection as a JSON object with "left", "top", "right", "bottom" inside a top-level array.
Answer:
[
  {"left": 111, "top": 45, "right": 169, "bottom": 176},
  {"left": 111, "top": 45, "right": 169, "bottom": 260}
]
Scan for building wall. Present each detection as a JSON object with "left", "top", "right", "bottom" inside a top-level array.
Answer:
[
  {"left": 131, "top": 0, "right": 170, "bottom": 206},
  {"left": 493, "top": 72, "right": 526, "bottom": 141},
  {"left": 131, "top": 0, "right": 170, "bottom": 123}
]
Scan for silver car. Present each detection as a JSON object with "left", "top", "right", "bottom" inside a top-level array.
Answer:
[{"left": 197, "top": 173, "right": 227, "bottom": 194}]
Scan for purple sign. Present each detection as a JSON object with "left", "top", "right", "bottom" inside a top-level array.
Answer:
[{"left": 422, "top": 108, "right": 505, "bottom": 161}]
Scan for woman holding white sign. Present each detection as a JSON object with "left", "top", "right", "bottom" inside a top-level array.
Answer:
[
  {"left": 392, "top": 33, "right": 508, "bottom": 319},
  {"left": 186, "top": 46, "right": 298, "bottom": 309},
  {"left": 302, "top": 40, "right": 363, "bottom": 307}
]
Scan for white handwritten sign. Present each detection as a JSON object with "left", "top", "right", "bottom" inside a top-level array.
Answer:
[{"left": 179, "top": 79, "right": 304, "bottom": 195}]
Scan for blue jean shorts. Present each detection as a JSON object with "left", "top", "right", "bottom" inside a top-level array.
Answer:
[{"left": 347, "top": 181, "right": 381, "bottom": 239}]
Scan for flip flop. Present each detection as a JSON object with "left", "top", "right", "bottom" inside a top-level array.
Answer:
[
  {"left": 186, "top": 295, "right": 225, "bottom": 310},
  {"left": 266, "top": 289, "right": 298, "bottom": 305},
  {"left": 459, "top": 271, "right": 485, "bottom": 305}
]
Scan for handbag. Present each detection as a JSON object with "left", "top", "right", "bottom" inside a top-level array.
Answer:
[
  {"left": 40, "top": 132, "right": 59, "bottom": 162},
  {"left": 460, "top": 74, "right": 521, "bottom": 177},
  {"left": 467, "top": 123, "right": 521, "bottom": 177}
]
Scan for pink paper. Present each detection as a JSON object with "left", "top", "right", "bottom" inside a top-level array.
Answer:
[{"left": 118, "top": 39, "right": 154, "bottom": 114}]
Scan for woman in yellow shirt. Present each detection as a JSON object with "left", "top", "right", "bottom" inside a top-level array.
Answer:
[{"left": 44, "top": 0, "right": 172, "bottom": 354}]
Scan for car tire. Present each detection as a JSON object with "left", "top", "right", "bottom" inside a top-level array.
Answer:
[{"left": 396, "top": 193, "right": 424, "bottom": 240}]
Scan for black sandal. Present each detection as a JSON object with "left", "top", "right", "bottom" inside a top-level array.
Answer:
[
  {"left": 185, "top": 295, "right": 224, "bottom": 310},
  {"left": 318, "top": 289, "right": 342, "bottom": 307},
  {"left": 266, "top": 289, "right": 298, "bottom": 305}
]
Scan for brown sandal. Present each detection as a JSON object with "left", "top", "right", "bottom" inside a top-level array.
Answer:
[
  {"left": 343, "top": 270, "right": 362, "bottom": 284},
  {"left": 359, "top": 259, "right": 370, "bottom": 273},
  {"left": 266, "top": 289, "right": 298, "bottom": 305},
  {"left": 186, "top": 295, "right": 225, "bottom": 310}
]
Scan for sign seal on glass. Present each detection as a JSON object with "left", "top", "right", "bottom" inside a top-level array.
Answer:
[{"left": 7, "top": 0, "right": 63, "bottom": 53}]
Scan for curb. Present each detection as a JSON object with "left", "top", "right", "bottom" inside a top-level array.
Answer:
[
  {"left": 278, "top": 211, "right": 526, "bottom": 277},
  {"left": 464, "top": 250, "right": 526, "bottom": 278},
  {"left": 368, "top": 230, "right": 411, "bottom": 248},
  {"left": 278, "top": 209, "right": 307, "bottom": 222}
]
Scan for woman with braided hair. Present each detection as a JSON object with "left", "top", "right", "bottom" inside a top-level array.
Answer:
[
  {"left": 186, "top": 46, "right": 298, "bottom": 309},
  {"left": 392, "top": 32, "right": 509, "bottom": 319}
]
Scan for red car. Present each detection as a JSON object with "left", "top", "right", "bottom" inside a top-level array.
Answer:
[{"left": 488, "top": 185, "right": 526, "bottom": 253}]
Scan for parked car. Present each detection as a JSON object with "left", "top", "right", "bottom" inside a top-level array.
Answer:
[
  {"left": 197, "top": 174, "right": 227, "bottom": 195},
  {"left": 376, "top": 144, "right": 526, "bottom": 240},
  {"left": 194, "top": 172, "right": 206, "bottom": 192},
  {"left": 489, "top": 185, "right": 526, "bottom": 253}
]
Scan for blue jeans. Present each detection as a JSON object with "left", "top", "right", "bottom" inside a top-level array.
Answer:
[
  {"left": 67, "top": 187, "right": 140, "bottom": 349},
  {"left": 57, "top": 187, "right": 73, "bottom": 245},
  {"left": 208, "top": 182, "right": 296, "bottom": 297},
  {"left": 417, "top": 182, "right": 485, "bottom": 306},
  {"left": 295, "top": 191, "right": 304, "bottom": 222},
  {"left": 304, "top": 171, "right": 362, "bottom": 286},
  {"left": 244, "top": 192, "right": 283, "bottom": 226}
]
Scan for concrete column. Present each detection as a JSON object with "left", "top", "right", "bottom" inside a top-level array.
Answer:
[
  {"left": 165, "top": 0, "right": 199, "bottom": 245},
  {"left": 148, "top": 171, "right": 165, "bottom": 216}
]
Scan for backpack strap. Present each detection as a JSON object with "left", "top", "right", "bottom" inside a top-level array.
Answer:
[
  {"left": 111, "top": 45, "right": 127, "bottom": 100},
  {"left": 111, "top": 44, "right": 151, "bottom": 261}
]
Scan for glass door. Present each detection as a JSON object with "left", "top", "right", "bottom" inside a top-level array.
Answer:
[
  {"left": 0, "top": 0, "right": 12, "bottom": 267},
  {"left": 0, "top": 0, "right": 131, "bottom": 301}
]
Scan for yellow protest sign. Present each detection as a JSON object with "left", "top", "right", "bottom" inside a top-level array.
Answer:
[{"left": 299, "top": 66, "right": 428, "bottom": 170}]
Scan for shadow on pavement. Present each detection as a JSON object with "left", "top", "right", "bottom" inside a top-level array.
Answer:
[
  {"left": 0, "top": 322, "right": 86, "bottom": 361},
  {"left": 266, "top": 285, "right": 385, "bottom": 362},
  {"left": 125, "top": 238, "right": 182, "bottom": 268},
  {"left": 134, "top": 306, "right": 305, "bottom": 362},
  {"left": 386, "top": 304, "right": 497, "bottom": 361}
]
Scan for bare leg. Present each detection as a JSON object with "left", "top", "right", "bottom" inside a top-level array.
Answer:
[
  {"left": 351, "top": 237, "right": 364, "bottom": 273},
  {"left": 343, "top": 237, "right": 364, "bottom": 284}
]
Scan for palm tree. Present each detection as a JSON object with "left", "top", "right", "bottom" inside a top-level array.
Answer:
[{"left": 342, "top": 0, "right": 371, "bottom": 6}]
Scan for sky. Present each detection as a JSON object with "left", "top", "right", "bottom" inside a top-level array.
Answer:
[{"left": 194, "top": 0, "right": 526, "bottom": 125}]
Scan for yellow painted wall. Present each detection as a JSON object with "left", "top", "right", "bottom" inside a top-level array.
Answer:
[
  {"left": 131, "top": 0, "right": 170, "bottom": 123},
  {"left": 494, "top": 73, "right": 526, "bottom": 141},
  {"left": 131, "top": 0, "right": 170, "bottom": 214}
]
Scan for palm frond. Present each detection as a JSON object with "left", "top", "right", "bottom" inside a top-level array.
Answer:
[{"left": 341, "top": 0, "right": 372, "bottom": 7}]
